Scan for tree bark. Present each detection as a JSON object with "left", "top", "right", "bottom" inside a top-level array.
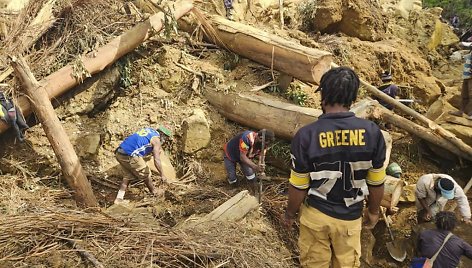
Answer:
[
  {"left": 11, "top": 56, "right": 98, "bottom": 207},
  {"left": 370, "top": 105, "right": 472, "bottom": 161},
  {"left": 0, "top": 0, "right": 194, "bottom": 134},
  {"left": 193, "top": 12, "right": 332, "bottom": 84},
  {"left": 198, "top": 190, "right": 259, "bottom": 223},
  {"left": 380, "top": 176, "right": 404, "bottom": 209},
  {"left": 203, "top": 89, "right": 322, "bottom": 140},
  {"left": 331, "top": 62, "right": 472, "bottom": 160},
  {"left": 203, "top": 89, "right": 472, "bottom": 161}
]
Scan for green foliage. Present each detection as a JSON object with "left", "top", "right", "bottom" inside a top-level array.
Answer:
[
  {"left": 117, "top": 57, "right": 131, "bottom": 89},
  {"left": 285, "top": 84, "right": 308, "bottom": 106},
  {"left": 424, "top": 0, "right": 472, "bottom": 28},
  {"left": 269, "top": 141, "right": 291, "bottom": 161}
]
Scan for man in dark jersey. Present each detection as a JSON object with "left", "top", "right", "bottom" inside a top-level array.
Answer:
[
  {"left": 223, "top": 129, "right": 275, "bottom": 184},
  {"left": 114, "top": 127, "right": 170, "bottom": 204},
  {"left": 284, "top": 67, "right": 386, "bottom": 267}
]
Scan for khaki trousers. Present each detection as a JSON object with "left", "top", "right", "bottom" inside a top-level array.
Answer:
[
  {"left": 299, "top": 204, "right": 362, "bottom": 268},
  {"left": 115, "top": 152, "right": 151, "bottom": 182}
]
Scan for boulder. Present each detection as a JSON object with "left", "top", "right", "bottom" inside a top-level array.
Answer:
[
  {"left": 442, "top": 123, "right": 472, "bottom": 145},
  {"left": 76, "top": 134, "right": 101, "bottom": 158},
  {"left": 146, "top": 151, "right": 177, "bottom": 182},
  {"left": 396, "top": 0, "right": 422, "bottom": 19},
  {"left": 182, "top": 109, "right": 211, "bottom": 153},
  {"left": 160, "top": 69, "right": 183, "bottom": 93},
  {"left": 425, "top": 97, "right": 454, "bottom": 121},
  {"left": 412, "top": 72, "right": 441, "bottom": 105},
  {"left": 55, "top": 66, "right": 120, "bottom": 118},
  {"left": 309, "top": 0, "right": 387, "bottom": 41}
]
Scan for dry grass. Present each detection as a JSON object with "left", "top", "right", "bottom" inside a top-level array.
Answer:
[{"left": 0, "top": 206, "right": 294, "bottom": 267}]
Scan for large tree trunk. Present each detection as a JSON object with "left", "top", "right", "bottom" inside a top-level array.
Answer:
[
  {"left": 331, "top": 62, "right": 472, "bottom": 160},
  {"left": 0, "top": 0, "right": 194, "bottom": 134},
  {"left": 203, "top": 89, "right": 472, "bottom": 161},
  {"left": 203, "top": 89, "right": 322, "bottom": 140},
  {"left": 193, "top": 12, "right": 332, "bottom": 84},
  {"left": 11, "top": 57, "right": 97, "bottom": 207}
]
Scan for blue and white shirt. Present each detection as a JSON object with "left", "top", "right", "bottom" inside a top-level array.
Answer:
[{"left": 119, "top": 128, "right": 160, "bottom": 157}]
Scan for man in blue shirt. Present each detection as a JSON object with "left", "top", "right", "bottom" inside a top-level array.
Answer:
[{"left": 114, "top": 126, "right": 171, "bottom": 204}]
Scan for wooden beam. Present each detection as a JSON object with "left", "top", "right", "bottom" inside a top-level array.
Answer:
[
  {"left": 0, "top": 0, "right": 194, "bottom": 134},
  {"left": 11, "top": 56, "right": 98, "bottom": 207},
  {"left": 203, "top": 88, "right": 472, "bottom": 161},
  {"left": 370, "top": 105, "right": 472, "bottom": 161},
  {"left": 331, "top": 62, "right": 472, "bottom": 160},
  {"left": 193, "top": 11, "right": 332, "bottom": 84}
]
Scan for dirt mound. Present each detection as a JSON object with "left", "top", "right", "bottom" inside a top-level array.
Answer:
[{"left": 300, "top": 0, "right": 388, "bottom": 41}]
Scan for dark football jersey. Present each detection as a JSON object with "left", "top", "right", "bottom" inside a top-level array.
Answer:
[{"left": 290, "top": 112, "right": 386, "bottom": 220}]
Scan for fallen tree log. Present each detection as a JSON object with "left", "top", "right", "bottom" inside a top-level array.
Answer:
[
  {"left": 371, "top": 105, "right": 472, "bottom": 161},
  {"left": 204, "top": 89, "right": 472, "bottom": 162},
  {"left": 380, "top": 176, "right": 404, "bottom": 209},
  {"left": 196, "top": 190, "right": 259, "bottom": 223},
  {"left": 331, "top": 62, "right": 472, "bottom": 161},
  {"left": 0, "top": 0, "right": 194, "bottom": 134},
  {"left": 193, "top": 11, "right": 332, "bottom": 84},
  {"left": 11, "top": 56, "right": 98, "bottom": 207}
]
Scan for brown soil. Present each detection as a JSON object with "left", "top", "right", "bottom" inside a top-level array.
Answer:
[{"left": 0, "top": 0, "right": 472, "bottom": 267}]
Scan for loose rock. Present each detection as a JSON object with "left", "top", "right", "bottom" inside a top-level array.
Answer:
[{"left": 182, "top": 109, "right": 211, "bottom": 154}]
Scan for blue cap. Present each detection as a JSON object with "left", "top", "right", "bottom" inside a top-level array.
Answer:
[{"left": 438, "top": 179, "right": 455, "bottom": 200}]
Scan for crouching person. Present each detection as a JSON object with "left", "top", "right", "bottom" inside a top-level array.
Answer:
[
  {"left": 415, "top": 174, "right": 471, "bottom": 224},
  {"left": 414, "top": 211, "right": 472, "bottom": 268},
  {"left": 114, "top": 126, "right": 171, "bottom": 204},
  {"left": 223, "top": 129, "right": 275, "bottom": 185}
]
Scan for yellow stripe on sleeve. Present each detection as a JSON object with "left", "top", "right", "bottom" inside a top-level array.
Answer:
[
  {"left": 289, "top": 170, "right": 310, "bottom": 189},
  {"left": 366, "top": 168, "right": 386, "bottom": 186}
]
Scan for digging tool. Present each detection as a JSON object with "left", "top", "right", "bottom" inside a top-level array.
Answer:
[
  {"left": 382, "top": 209, "right": 406, "bottom": 262},
  {"left": 256, "top": 130, "right": 266, "bottom": 204}
]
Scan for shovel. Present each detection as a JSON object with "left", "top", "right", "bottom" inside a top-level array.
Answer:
[{"left": 382, "top": 210, "right": 406, "bottom": 262}]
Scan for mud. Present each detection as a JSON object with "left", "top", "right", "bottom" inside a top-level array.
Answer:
[{"left": 1, "top": 0, "right": 472, "bottom": 267}]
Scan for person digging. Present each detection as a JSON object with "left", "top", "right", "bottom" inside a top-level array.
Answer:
[
  {"left": 415, "top": 174, "right": 471, "bottom": 224},
  {"left": 223, "top": 129, "right": 275, "bottom": 185},
  {"left": 114, "top": 126, "right": 172, "bottom": 204}
]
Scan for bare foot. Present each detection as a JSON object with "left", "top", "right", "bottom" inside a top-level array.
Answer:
[{"left": 449, "top": 110, "right": 464, "bottom": 116}]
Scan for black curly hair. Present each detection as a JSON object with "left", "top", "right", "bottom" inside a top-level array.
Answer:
[
  {"left": 435, "top": 211, "right": 457, "bottom": 231},
  {"left": 317, "top": 66, "right": 360, "bottom": 108}
]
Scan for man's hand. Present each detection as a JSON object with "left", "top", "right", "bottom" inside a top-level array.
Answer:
[
  {"left": 253, "top": 165, "right": 262, "bottom": 173},
  {"left": 283, "top": 210, "right": 297, "bottom": 228},
  {"left": 462, "top": 218, "right": 472, "bottom": 225},
  {"left": 423, "top": 209, "right": 433, "bottom": 222},
  {"left": 363, "top": 209, "right": 380, "bottom": 229}
]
